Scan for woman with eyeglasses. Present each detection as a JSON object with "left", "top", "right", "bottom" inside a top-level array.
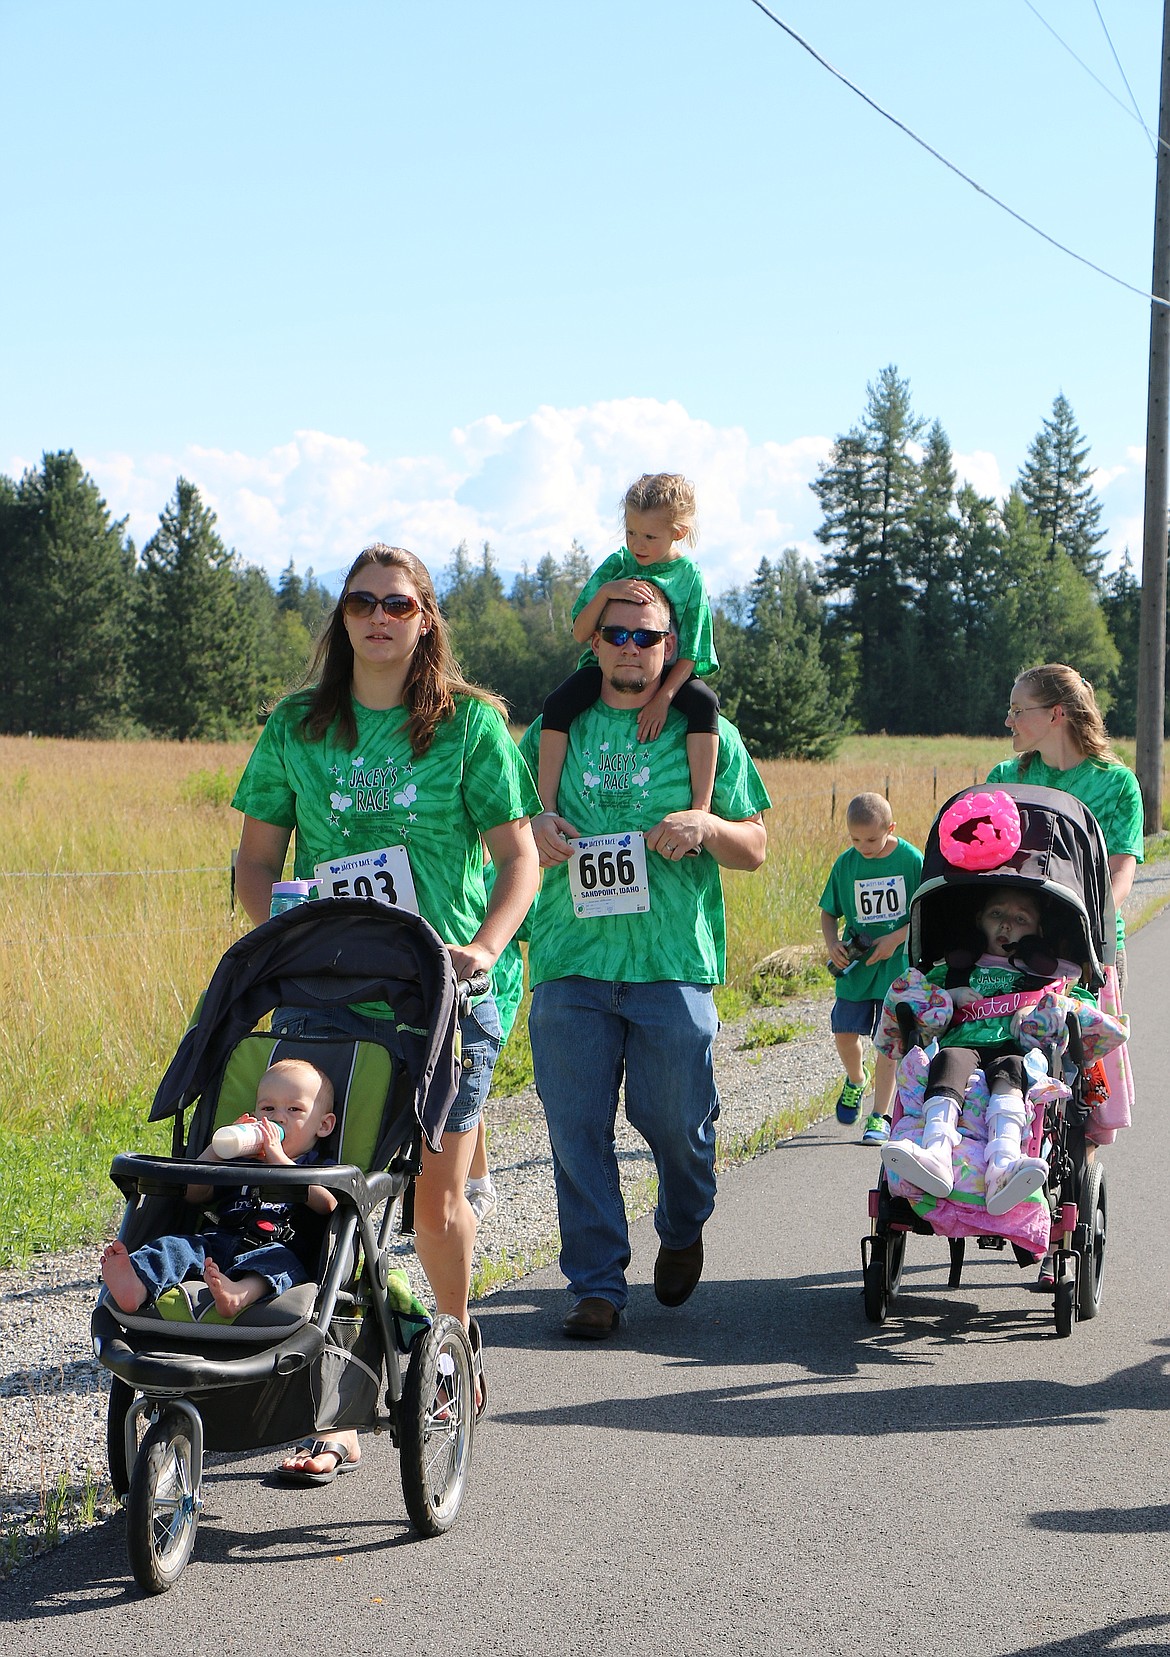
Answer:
[
  {"left": 987, "top": 662, "right": 1141, "bottom": 1282},
  {"left": 989, "top": 664, "right": 1143, "bottom": 966},
  {"left": 232, "top": 543, "right": 539, "bottom": 1478}
]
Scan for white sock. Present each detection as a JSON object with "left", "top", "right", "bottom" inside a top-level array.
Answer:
[{"left": 466, "top": 1175, "right": 494, "bottom": 1194}]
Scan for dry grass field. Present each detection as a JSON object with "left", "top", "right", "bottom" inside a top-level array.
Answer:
[{"left": 0, "top": 728, "right": 1139, "bottom": 1262}]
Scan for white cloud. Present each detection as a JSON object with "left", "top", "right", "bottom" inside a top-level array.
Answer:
[
  {"left": 13, "top": 402, "right": 1143, "bottom": 592},
  {"left": 953, "top": 449, "right": 1003, "bottom": 501},
  {"left": 56, "top": 399, "right": 836, "bottom": 595}
]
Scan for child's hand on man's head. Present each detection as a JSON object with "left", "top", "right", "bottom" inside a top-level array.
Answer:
[{"left": 607, "top": 577, "right": 659, "bottom": 606}]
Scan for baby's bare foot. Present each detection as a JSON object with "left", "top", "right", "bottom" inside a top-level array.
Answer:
[
  {"left": 100, "top": 1241, "right": 148, "bottom": 1312},
  {"left": 204, "top": 1259, "right": 261, "bottom": 1316}
]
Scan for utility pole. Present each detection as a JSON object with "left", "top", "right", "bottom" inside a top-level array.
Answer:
[{"left": 1136, "top": 0, "right": 1170, "bottom": 833}]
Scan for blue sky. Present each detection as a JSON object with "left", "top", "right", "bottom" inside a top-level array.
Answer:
[{"left": 1, "top": 1, "right": 1162, "bottom": 593}]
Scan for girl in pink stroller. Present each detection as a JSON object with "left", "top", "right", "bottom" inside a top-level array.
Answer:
[{"left": 861, "top": 784, "right": 1128, "bottom": 1337}]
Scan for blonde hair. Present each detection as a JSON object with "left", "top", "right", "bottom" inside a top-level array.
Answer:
[
  {"left": 264, "top": 1058, "right": 335, "bottom": 1114},
  {"left": 622, "top": 473, "right": 698, "bottom": 548},
  {"left": 1012, "top": 663, "right": 1119, "bottom": 773},
  {"left": 846, "top": 791, "right": 892, "bottom": 830},
  {"left": 301, "top": 544, "right": 507, "bottom": 754}
]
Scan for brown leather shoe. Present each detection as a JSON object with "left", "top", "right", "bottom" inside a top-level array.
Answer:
[
  {"left": 562, "top": 1297, "right": 620, "bottom": 1340},
  {"left": 653, "top": 1234, "right": 704, "bottom": 1306}
]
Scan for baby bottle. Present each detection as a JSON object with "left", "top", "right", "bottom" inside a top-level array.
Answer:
[
  {"left": 270, "top": 879, "right": 315, "bottom": 917},
  {"left": 211, "top": 1120, "right": 284, "bottom": 1159}
]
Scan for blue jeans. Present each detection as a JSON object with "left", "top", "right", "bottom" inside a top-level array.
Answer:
[
  {"left": 529, "top": 977, "right": 720, "bottom": 1309},
  {"left": 270, "top": 995, "right": 502, "bottom": 1135},
  {"left": 129, "top": 1229, "right": 305, "bottom": 1303}
]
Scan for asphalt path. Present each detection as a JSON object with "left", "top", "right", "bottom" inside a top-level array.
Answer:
[{"left": 4, "top": 914, "right": 1170, "bottom": 1657}]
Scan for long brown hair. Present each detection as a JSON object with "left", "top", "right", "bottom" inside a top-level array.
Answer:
[
  {"left": 300, "top": 544, "right": 507, "bottom": 753},
  {"left": 1012, "top": 662, "right": 1119, "bottom": 774}
]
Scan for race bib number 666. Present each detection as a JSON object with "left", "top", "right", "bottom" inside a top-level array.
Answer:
[{"left": 568, "top": 832, "right": 650, "bottom": 919}]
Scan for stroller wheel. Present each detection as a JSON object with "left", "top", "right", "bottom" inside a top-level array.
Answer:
[
  {"left": 862, "top": 1239, "right": 891, "bottom": 1324},
  {"left": 1076, "top": 1160, "right": 1107, "bottom": 1322},
  {"left": 106, "top": 1377, "right": 136, "bottom": 1500},
  {"left": 126, "top": 1411, "right": 201, "bottom": 1593},
  {"left": 887, "top": 1230, "right": 907, "bottom": 1297},
  {"left": 400, "top": 1313, "right": 476, "bottom": 1536},
  {"left": 1053, "top": 1274, "right": 1075, "bottom": 1339}
]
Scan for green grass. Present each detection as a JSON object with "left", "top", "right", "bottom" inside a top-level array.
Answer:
[
  {"left": 178, "top": 767, "right": 237, "bottom": 808},
  {"left": 0, "top": 1090, "right": 168, "bottom": 1261},
  {"left": 737, "top": 1018, "right": 810, "bottom": 1050}
]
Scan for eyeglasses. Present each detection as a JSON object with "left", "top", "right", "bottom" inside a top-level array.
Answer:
[
  {"left": 341, "top": 591, "right": 421, "bottom": 621},
  {"left": 598, "top": 625, "right": 668, "bottom": 648},
  {"left": 1007, "top": 703, "right": 1052, "bottom": 719}
]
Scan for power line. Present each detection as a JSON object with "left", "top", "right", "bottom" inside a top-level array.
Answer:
[
  {"left": 746, "top": 0, "right": 1169, "bottom": 309},
  {"left": 1023, "top": 0, "right": 1159, "bottom": 154},
  {"left": 1091, "top": 0, "right": 1156, "bottom": 153}
]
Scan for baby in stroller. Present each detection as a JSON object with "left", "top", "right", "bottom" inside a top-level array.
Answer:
[
  {"left": 100, "top": 1058, "right": 338, "bottom": 1316},
  {"left": 878, "top": 886, "right": 1075, "bottom": 1216}
]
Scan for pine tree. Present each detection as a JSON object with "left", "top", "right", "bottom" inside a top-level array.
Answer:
[
  {"left": 0, "top": 452, "right": 134, "bottom": 736},
  {"left": 993, "top": 490, "right": 1118, "bottom": 705},
  {"left": 507, "top": 544, "right": 594, "bottom": 721},
  {"left": 811, "top": 366, "right": 924, "bottom": 730},
  {"left": 1017, "top": 393, "right": 1106, "bottom": 582},
  {"left": 240, "top": 564, "right": 315, "bottom": 706},
  {"left": 1099, "top": 555, "right": 1141, "bottom": 735},
  {"left": 719, "top": 553, "right": 846, "bottom": 760},
  {"left": 904, "top": 421, "right": 960, "bottom": 731},
  {"left": 133, "top": 478, "right": 260, "bottom": 738},
  {"left": 951, "top": 484, "right": 1007, "bottom": 734}
]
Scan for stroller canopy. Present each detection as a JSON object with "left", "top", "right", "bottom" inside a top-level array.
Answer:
[
  {"left": 150, "top": 899, "right": 461, "bottom": 1153},
  {"left": 909, "top": 783, "right": 1116, "bottom": 989}
]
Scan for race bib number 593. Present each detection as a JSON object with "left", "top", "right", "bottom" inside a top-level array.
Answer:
[
  {"left": 314, "top": 846, "right": 419, "bottom": 914},
  {"left": 568, "top": 832, "right": 650, "bottom": 919}
]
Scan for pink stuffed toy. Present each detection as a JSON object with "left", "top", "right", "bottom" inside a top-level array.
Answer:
[{"left": 938, "top": 790, "right": 1021, "bottom": 872}]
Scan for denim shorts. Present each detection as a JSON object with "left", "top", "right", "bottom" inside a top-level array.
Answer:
[
  {"left": 830, "top": 996, "right": 882, "bottom": 1037},
  {"left": 270, "top": 995, "right": 503, "bottom": 1137}
]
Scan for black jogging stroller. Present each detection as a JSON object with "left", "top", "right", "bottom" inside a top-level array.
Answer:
[
  {"left": 861, "top": 783, "right": 1119, "bottom": 1339},
  {"left": 91, "top": 899, "right": 482, "bottom": 1593}
]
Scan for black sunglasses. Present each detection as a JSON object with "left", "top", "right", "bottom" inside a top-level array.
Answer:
[
  {"left": 598, "top": 625, "right": 668, "bottom": 648},
  {"left": 341, "top": 591, "right": 422, "bottom": 621}
]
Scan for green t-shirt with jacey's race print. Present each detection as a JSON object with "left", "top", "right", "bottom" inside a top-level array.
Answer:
[
  {"left": 520, "top": 704, "right": 770, "bottom": 988},
  {"left": 232, "top": 693, "right": 540, "bottom": 951}
]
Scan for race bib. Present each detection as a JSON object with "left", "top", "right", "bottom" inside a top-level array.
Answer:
[
  {"left": 314, "top": 845, "right": 419, "bottom": 914},
  {"left": 568, "top": 832, "right": 650, "bottom": 919},
  {"left": 853, "top": 873, "right": 908, "bottom": 924}
]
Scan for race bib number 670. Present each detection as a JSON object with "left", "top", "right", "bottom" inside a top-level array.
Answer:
[
  {"left": 568, "top": 832, "right": 650, "bottom": 919},
  {"left": 852, "top": 873, "right": 908, "bottom": 922}
]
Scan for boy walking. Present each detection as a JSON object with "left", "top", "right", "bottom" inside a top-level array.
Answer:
[{"left": 819, "top": 793, "right": 922, "bottom": 1144}]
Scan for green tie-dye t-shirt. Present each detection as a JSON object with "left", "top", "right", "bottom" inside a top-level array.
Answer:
[
  {"left": 520, "top": 705, "right": 769, "bottom": 987},
  {"left": 232, "top": 694, "right": 540, "bottom": 950}
]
